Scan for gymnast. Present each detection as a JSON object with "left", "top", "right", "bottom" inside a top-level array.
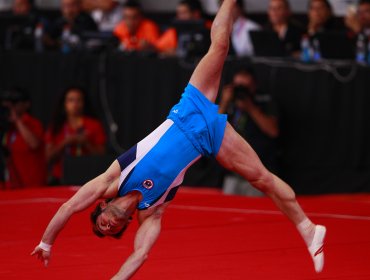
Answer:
[{"left": 32, "top": 0, "right": 326, "bottom": 278}]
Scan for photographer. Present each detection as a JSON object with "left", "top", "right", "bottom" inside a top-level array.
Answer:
[
  {"left": 219, "top": 68, "right": 279, "bottom": 196},
  {"left": 0, "top": 88, "right": 46, "bottom": 189}
]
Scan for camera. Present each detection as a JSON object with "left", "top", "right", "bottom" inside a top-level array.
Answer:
[
  {"left": 0, "top": 88, "right": 29, "bottom": 132},
  {"left": 233, "top": 85, "right": 252, "bottom": 101}
]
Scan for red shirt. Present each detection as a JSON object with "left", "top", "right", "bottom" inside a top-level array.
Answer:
[
  {"left": 114, "top": 18, "right": 160, "bottom": 51},
  {"left": 45, "top": 117, "right": 107, "bottom": 180},
  {"left": 2, "top": 113, "right": 46, "bottom": 188}
]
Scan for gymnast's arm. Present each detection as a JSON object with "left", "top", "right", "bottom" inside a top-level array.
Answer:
[
  {"left": 111, "top": 206, "right": 165, "bottom": 280},
  {"left": 31, "top": 160, "right": 121, "bottom": 266}
]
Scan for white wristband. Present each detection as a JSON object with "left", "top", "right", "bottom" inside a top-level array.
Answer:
[{"left": 38, "top": 241, "right": 52, "bottom": 252}]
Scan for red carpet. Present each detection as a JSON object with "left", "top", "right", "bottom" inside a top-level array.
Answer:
[{"left": 1, "top": 187, "right": 370, "bottom": 279}]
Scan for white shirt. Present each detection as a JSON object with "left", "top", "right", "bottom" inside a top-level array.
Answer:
[
  {"left": 231, "top": 17, "right": 261, "bottom": 57},
  {"left": 92, "top": 5, "right": 123, "bottom": 32}
]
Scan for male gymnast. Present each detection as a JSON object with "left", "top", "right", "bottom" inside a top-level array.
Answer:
[{"left": 31, "top": 0, "right": 326, "bottom": 278}]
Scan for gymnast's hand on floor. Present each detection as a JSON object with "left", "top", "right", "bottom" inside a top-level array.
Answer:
[{"left": 31, "top": 245, "right": 51, "bottom": 267}]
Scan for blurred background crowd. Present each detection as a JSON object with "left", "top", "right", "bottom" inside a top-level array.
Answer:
[
  {"left": 0, "top": 0, "right": 369, "bottom": 59},
  {"left": 0, "top": 0, "right": 369, "bottom": 195}
]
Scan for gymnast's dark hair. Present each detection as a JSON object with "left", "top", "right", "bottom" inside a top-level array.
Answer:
[{"left": 90, "top": 199, "right": 132, "bottom": 239}]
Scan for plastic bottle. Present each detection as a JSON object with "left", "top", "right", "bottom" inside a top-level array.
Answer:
[
  {"left": 61, "top": 25, "right": 71, "bottom": 54},
  {"left": 312, "top": 38, "right": 321, "bottom": 62},
  {"left": 34, "top": 23, "right": 44, "bottom": 53},
  {"left": 356, "top": 33, "right": 366, "bottom": 64},
  {"left": 300, "top": 35, "right": 312, "bottom": 62}
]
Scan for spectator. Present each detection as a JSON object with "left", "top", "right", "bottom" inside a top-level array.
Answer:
[
  {"left": 0, "top": 88, "right": 46, "bottom": 189},
  {"left": 345, "top": 0, "right": 370, "bottom": 36},
  {"left": 114, "top": 0, "right": 160, "bottom": 51},
  {"left": 45, "top": 87, "right": 106, "bottom": 185},
  {"left": 3, "top": 0, "right": 46, "bottom": 50},
  {"left": 156, "top": 0, "right": 210, "bottom": 55},
  {"left": 91, "top": 0, "right": 123, "bottom": 32},
  {"left": 219, "top": 68, "right": 279, "bottom": 175},
  {"left": 265, "top": 0, "right": 304, "bottom": 56},
  {"left": 306, "top": 0, "right": 339, "bottom": 36},
  {"left": 219, "top": 69, "right": 279, "bottom": 196},
  {"left": 47, "top": 0, "right": 97, "bottom": 50},
  {"left": 229, "top": 0, "right": 261, "bottom": 57}
]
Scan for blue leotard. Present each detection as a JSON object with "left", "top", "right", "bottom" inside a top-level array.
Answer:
[{"left": 117, "top": 84, "right": 227, "bottom": 210}]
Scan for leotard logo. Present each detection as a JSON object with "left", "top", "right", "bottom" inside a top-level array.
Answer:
[{"left": 143, "top": 179, "right": 154, "bottom": 189}]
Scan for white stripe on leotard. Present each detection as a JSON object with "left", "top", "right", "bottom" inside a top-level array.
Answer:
[{"left": 118, "top": 119, "right": 174, "bottom": 188}]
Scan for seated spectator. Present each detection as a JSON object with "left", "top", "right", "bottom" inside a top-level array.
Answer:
[
  {"left": 114, "top": 0, "right": 160, "bottom": 51},
  {"left": 306, "top": 0, "right": 340, "bottom": 36},
  {"left": 3, "top": 0, "right": 46, "bottom": 51},
  {"left": 219, "top": 69, "right": 279, "bottom": 196},
  {"left": 230, "top": 0, "right": 261, "bottom": 57},
  {"left": 91, "top": 0, "right": 122, "bottom": 32},
  {"left": 345, "top": 0, "right": 370, "bottom": 36},
  {"left": 265, "top": 0, "right": 304, "bottom": 56},
  {"left": 0, "top": 88, "right": 46, "bottom": 189},
  {"left": 47, "top": 0, "right": 97, "bottom": 50},
  {"left": 156, "top": 0, "right": 210, "bottom": 55},
  {"left": 45, "top": 86, "right": 106, "bottom": 185}
]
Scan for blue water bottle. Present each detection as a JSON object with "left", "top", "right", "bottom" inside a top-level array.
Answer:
[
  {"left": 300, "top": 35, "right": 312, "bottom": 62},
  {"left": 61, "top": 25, "right": 71, "bottom": 54},
  {"left": 356, "top": 33, "right": 366, "bottom": 64}
]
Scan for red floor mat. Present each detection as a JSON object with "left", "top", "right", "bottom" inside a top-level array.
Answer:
[{"left": 1, "top": 187, "right": 370, "bottom": 279}]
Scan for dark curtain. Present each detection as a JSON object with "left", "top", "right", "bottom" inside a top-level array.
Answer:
[{"left": 0, "top": 52, "right": 369, "bottom": 193}]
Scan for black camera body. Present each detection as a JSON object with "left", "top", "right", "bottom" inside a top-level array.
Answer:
[{"left": 233, "top": 85, "right": 253, "bottom": 101}]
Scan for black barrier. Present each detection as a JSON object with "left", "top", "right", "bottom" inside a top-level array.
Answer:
[{"left": 0, "top": 51, "right": 369, "bottom": 193}]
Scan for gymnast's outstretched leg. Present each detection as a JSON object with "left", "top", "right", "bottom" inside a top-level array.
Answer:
[{"left": 217, "top": 123, "right": 326, "bottom": 272}]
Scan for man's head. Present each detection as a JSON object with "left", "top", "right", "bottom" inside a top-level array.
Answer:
[
  {"left": 62, "top": 0, "right": 82, "bottom": 23},
  {"left": 230, "top": 68, "right": 257, "bottom": 105},
  {"left": 233, "top": 68, "right": 256, "bottom": 92},
  {"left": 91, "top": 199, "right": 132, "bottom": 239},
  {"left": 359, "top": 0, "right": 370, "bottom": 29},
  {"left": 63, "top": 87, "right": 86, "bottom": 118},
  {"left": 12, "top": 0, "right": 32, "bottom": 16},
  {"left": 268, "top": 0, "right": 291, "bottom": 26},
  {"left": 176, "top": 0, "right": 204, "bottom": 21},
  {"left": 123, "top": 0, "right": 143, "bottom": 35},
  {"left": 308, "top": 0, "right": 332, "bottom": 28}
]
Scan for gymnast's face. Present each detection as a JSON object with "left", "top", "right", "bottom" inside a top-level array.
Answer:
[{"left": 96, "top": 204, "right": 127, "bottom": 236}]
